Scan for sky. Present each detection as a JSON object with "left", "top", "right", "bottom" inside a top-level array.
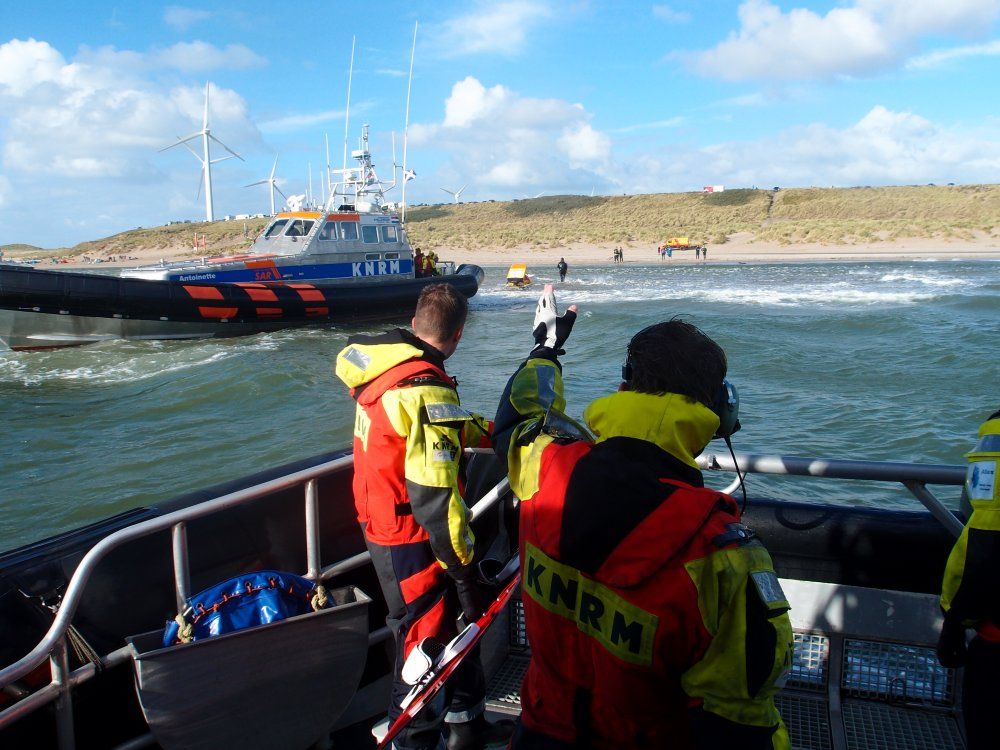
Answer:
[{"left": 1, "top": 0, "right": 999, "bottom": 248}]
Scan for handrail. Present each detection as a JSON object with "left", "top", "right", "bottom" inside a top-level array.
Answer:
[
  {"left": 0, "top": 446, "right": 514, "bottom": 749},
  {"left": 698, "top": 450, "right": 965, "bottom": 537},
  {"left": 0, "top": 453, "right": 352, "bottom": 689}
]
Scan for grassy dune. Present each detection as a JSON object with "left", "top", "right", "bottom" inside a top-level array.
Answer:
[
  {"left": 406, "top": 184, "right": 1000, "bottom": 248},
  {"left": 2, "top": 185, "right": 998, "bottom": 259}
]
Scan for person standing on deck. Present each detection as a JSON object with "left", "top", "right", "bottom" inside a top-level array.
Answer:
[
  {"left": 492, "top": 287, "right": 793, "bottom": 750},
  {"left": 938, "top": 409, "right": 1000, "bottom": 750},
  {"left": 557, "top": 257, "right": 568, "bottom": 282},
  {"left": 414, "top": 247, "right": 425, "bottom": 278},
  {"left": 335, "top": 284, "right": 514, "bottom": 750}
]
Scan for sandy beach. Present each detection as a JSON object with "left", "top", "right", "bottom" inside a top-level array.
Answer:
[
  {"left": 435, "top": 232, "right": 1000, "bottom": 268},
  {"left": 20, "top": 230, "right": 1000, "bottom": 271}
]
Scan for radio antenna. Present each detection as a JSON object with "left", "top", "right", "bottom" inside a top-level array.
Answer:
[
  {"left": 342, "top": 36, "right": 355, "bottom": 178},
  {"left": 401, "top": 21, "right": 417, "bottom": 224}
]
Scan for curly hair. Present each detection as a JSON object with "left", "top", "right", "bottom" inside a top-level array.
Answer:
[{"left": 624, "top": 318, "right": 727, "bottom": 407}]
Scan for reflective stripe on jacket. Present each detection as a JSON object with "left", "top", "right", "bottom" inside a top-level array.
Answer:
[
  {"left": 941, "top": 416, "right": 1000, "bottom": 639},
  {"left": 494, "top": 354, "right": 793, "bottom": 750},
  {"left": 335, "top": 329, "right": 490, "bottom": 568}
]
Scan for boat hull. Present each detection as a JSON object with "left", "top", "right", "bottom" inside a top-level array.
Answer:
[{"left": 0, "top": 264, "right": 484, "bottom": 350}]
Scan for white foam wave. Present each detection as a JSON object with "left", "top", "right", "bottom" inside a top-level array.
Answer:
[
  {"left": 550, "top": 283, "right": 937, "bottom": 307},
  {"left": 1, "top": 347, "right": 237, "bottom": 386},
  {"left": 879, "top": 272, "right": 964, "bottom": 287}
]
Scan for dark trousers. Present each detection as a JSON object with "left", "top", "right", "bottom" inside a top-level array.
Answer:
[
  {"left": 366, "top": 535, "right": 486, "bottom": 750},
  {"left": 963, "top": 637, "right": 1000, "bottom": 750}
]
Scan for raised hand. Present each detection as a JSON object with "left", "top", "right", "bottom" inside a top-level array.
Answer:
[{"left": 532, "top": 284, "right": 578, "bottom": 355}]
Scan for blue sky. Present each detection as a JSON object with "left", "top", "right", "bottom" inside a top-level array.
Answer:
[{"left": 1, "top": 0, "right": 999, "bottom": 247}]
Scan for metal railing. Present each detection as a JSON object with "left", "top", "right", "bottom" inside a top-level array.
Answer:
[
  {"left": 0, "top": 447, "right": 965, "bottom": 749},
  {"left": 698, "top": 450, "right": 966, "bottom": 537}
]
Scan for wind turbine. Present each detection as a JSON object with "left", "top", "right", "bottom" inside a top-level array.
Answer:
[
  {"left": 160, "top": 82, "right": 244, "bottom": 222},
  {"left": 244, "top": 155, "right": 287, "bottom": 215},
  {"left": 440, "top": 184, "right": 467, "bottom": 203}
]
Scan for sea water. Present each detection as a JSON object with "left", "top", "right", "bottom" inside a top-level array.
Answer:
[{"left": 1, "top": 259, "right": 997, "bottom": 550}]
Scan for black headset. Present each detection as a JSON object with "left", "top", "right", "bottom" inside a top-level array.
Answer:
[{"left": 621, "top": 339, "right": 741, "bottom": 440}]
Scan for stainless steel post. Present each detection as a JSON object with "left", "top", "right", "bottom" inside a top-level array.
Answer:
[
  {"left": 171, "top": 522, "right": 191, "bottom": 613},
  {"left": 305, "top": 479, "right": 321, "bottom": 580},
  {"left": 50, "top": 637, "right": 75, "bottom": 750},
  {"left": 903, "top": 480, "right": 964, "bottom": 538}
]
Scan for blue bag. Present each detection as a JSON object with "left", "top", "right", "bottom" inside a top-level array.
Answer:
[{"left": 162, "top": 570, "right": 323, "bottom": 647}]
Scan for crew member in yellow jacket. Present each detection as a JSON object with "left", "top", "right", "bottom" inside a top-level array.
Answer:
[{"left": 938, "top": 409, "right": 1000, "bottom": 750}]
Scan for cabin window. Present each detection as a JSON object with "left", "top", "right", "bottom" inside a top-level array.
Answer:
[
  {"left": 380, "top": 225, "right": 399, "bottom": 243},
  {"left": 340, "top": 222, "right": 359, "bottom": 241},
  {"left": 317, "top": 222, "right": 338, "bottom": 241},
  {"left": 284, "top": 219, "right": 314, "bottom": 237},
  {"left": 362, "top": 225, "right": 379, "bottom": 244},
  {"left": 264, "top": 219, "right": 288, "bottom": 239}
]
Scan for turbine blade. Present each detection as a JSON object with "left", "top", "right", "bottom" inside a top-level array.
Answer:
[
  {"left": 203, "top": 81, "right": 210, "bottom": 130},
  {"left": 244, "top": 179, "right": 268, "bottom": 188},
  {"left": 196, "top": 167, "right": 204, "bottom": 202},
  {"left": 208, "top": 134, "right": 244, "bottom": 161},
  {"left": 270, "top": 155, "right": 278, "bottom": 180},
  {"left": 274, "top": 185, "right": 288, "bottom": 199},
  {"left": 210, "top": 154, "right": 236, "bottom": 165},
  {"left": 159, "top": 132, "right": 202, "bottom": 152}
]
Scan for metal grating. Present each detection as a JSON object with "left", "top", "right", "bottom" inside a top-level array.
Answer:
[
  {"left": 776, "top": 694, "right": 832, "bottom": 750},
  {"left": 485, "top": 654, "right": 530, "bottom": 709},
  {"left": 842, "top": 639, "right": 954, "bottom": 705},
  {"left": 787, "top": 633, "right": 829, "bottom": 691},
  {"left": 842, "top": 701, "right": 965, "bottom": 750},
  {"left": 510, "top": 598, "right": 529, "bottom": 650}
]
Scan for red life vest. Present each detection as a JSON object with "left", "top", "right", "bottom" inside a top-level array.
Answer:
[
  {"left": 517, "top": 438, "right": 750, "bottom": 749},
  {"left": 350, "top": 357, "right": 455, "bottom": 547}
]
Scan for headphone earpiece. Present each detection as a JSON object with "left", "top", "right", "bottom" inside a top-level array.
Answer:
[
  {"left": 713, "top": 379, "right": 741, "bottom": 439},
  {"left": 621, "top": 361, "right": 632, "bottom": 382}
]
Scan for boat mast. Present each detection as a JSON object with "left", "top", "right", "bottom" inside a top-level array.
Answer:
[
  {"left": 401, "top": 22, "right": 417, "bottom": 224},
  {"left": 342, "top": 36, "right": 355, "bottom": 204}
]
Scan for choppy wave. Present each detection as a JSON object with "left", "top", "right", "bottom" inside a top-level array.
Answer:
[{"left": 1, "top": 259, "right": 998, "bottom": 549}]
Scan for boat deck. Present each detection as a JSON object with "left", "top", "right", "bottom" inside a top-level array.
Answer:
[{"left": 482, "top": 581, "right": 967, "bottom": 750}]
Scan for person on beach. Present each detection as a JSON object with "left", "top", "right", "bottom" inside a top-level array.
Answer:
[
  {"left": 335, "top": 284, "right": 513, "bottom": 750},
  {"left": 702, "top": 246, "right": 708, "bottom": 261},
  {"left": 492, "top": 287, "right": 793, "bottom": 750},
  {"left": 557, "top": 257, "right": 568, "bottom": 282},
  {"left": 695, "top": 246, "right": 701, "bottom": 260},
  {"left": 938, "top": 409, "right": 1000, "bottom": 750}
]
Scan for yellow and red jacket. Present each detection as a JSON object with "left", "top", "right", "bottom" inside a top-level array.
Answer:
[
  {"left": 335, "top": 329, "right": 491, "bottom": 568},
  {"left": 941, "top": 413, "right": 1000, "bottom": 641},
  {"left": 494, "top": 353, "right": 793, "bottom": 750}
]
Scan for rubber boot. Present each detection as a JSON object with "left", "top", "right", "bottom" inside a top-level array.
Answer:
[{"left": 445, "top": 715, "right": 516, "bottom": 750}]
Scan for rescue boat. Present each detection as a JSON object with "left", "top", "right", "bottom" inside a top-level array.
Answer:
[
  {"left": 0, "top": 126, "right": 481, "bottom": 351},
  {"left": 0, "top": 446, "right": 971, "bottom": 749}
]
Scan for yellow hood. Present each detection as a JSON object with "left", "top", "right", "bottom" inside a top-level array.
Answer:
[{"left": 583, "top": 391, "right": 719, "bottom": 468}]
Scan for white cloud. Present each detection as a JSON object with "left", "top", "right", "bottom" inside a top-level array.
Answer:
[
  {"left": 0, "top": 39, "right": 262, "bottom": 245},
  {"left": 154, "top": 41, "right": 267, "bottom": 72},
  {"left": 620, "top": 106, "right": 1000, "bottom": 192},
  {"left": 613, "top": 117, "right": 685, "bottom": 133},
  {"left": 164, "top": 6, "right": 211, "bottom": 31},
  {"left": 652, "top": 5, "right": 691, "bottom": 24},
  {"left": 409, "top": 76, "right": 612, "bottom": 195},
  {"left": 0, "top": 175, "right": 10, "bottom": 207},
  {"left": 691, "top": 0, "right": 1000, "bottom": 81},
  {"left": 431, "top": 1, "right": 553, "bottom": 56},
  {"left": 907, "top": 38, "right": 1000, "bottom": 68},
  {"left": 260, "top": 109, "right": 346, "bottom": 133}
]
